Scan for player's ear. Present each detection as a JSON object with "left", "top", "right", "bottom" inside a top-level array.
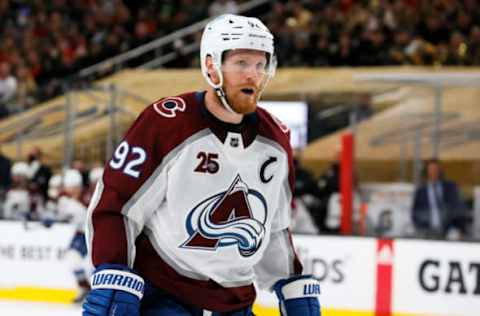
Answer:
[{"left": 206, "top": 55, "right": 220, "bottom": 85}]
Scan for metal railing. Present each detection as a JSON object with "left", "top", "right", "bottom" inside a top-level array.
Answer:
[
  {"left": 61, "top": 84, "right": 151, "bottom": 168},
  {"left": 355, "top": 72, "right": 480, "bottom": 183},
  {"left": 7, "top": 84, "right": 150, "bottom": 167}
]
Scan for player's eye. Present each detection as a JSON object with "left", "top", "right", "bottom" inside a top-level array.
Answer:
[
  {"left": 256, "top": 62, "right": 267, "bottom": 71},
  {"left": 235, "top": 60, "right": 248, "bottom": 69}
]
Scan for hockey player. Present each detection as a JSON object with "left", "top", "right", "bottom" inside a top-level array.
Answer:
[
  {"left": 58, "top": 169, "right": 91, "bottom": 302},
  {"left": 82, "top": 14, "right": 321, "bottom": 316},
  {"left": 2, "top": 161, "right": 31, "bottom": 220}
]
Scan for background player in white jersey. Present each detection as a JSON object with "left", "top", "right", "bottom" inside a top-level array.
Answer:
[
  {"left": 2, "top": 161, "right": 31, "bottom": 220},
  {"left": 57, "top": 169, "right": 91, "bottom": 302},
  {"left": 82, "top": 14, "right": 321, "bottom": 316}
]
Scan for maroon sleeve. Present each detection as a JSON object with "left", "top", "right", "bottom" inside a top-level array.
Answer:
[
  {"left": 89, "top": 93, "right": 205, "bottom": 266},
  {"left": 91, "top": 107, "right": 164, "bottom": 266}
]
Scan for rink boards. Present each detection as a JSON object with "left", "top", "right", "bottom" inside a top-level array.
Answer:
[{"left": 1, "top": 221, "right": 479, "bottom": 316}]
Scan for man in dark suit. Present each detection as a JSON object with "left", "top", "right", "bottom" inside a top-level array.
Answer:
[{"left": 411, "top": 159, "right": 468, "bottom": 239}]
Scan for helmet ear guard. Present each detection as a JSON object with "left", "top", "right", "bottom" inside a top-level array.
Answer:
[
  {"left": 200, "top": 14, "right": 276, "bottom": 113},
  {"left": 204, "top": 52, "right": 224, "bottom": 88},
  {"left": 204, "top": 54, "right": 223, "bottom": 86}
]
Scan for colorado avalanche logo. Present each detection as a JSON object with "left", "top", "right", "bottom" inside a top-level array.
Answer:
[
  {"left": 153, "top": 97, "right": 186, "bottom": 118},
  {"left": 181, "top": 175, "right": 267, "bottom": 257}
]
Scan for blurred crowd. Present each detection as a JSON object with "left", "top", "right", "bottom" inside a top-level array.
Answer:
[
  {"left": 290, "top": 153, "right": 473, "bottom": 241},
  {"left": 0, "top": 145, "right": 473, "bottom": 242},
  {"left": 0, "top": 146, "right": 103, "bottom": 226},
  {"left": 267, "top": 0, "right": 480, "bottom": 67},
  {"left": 2, "top": 0, "right": 480, "bottom": 120},
  {"left": 0, "top": 145, "right": 102, "bottom": 301},
  {"left": 0, "top": 0, "right": 239, "bottom": 119}
]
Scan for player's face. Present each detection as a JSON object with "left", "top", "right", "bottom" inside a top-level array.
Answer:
[{"left": 221, "top": 49, "right": 268, "bottom": 114}]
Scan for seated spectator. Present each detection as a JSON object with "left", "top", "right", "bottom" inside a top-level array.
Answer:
[
  {"left": 469, "top": 26, "right": 480, "bottom": 65},
  {"left": 444, "top": 31, "right": 469, "bottom": 65},
  {"left": 13, "top": 64, "right": 38, "bottom": 112},
  {"left": 0, "top": 61, "right": 17, "bottom": 119},
  {"left": 3, "top": 161, "right": 31, "bottom": 220},
  {"left": 411, "top": 159, "right": 469, "bottom": 240}
]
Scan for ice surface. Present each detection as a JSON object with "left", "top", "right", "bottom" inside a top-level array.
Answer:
[{"left": 0, "top": 300, "right": 81, "bottom": 315}]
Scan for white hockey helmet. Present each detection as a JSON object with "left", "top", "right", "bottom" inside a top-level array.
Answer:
[
  {"left": 200, "top": 14, "right": 276, "bottom": 112},
  {"left": 63, "top": 169, "right": 83, "bottom": 188},
  {"left": 48, "top": 173, "right": 63, "bottom": 199},
  {"left": 11, "top": 161, "right": 30, "bottom": 178}
]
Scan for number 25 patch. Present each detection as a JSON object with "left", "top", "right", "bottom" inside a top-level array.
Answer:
[{"left": 194, "top": 152, "right": 219, "bottom": 174}]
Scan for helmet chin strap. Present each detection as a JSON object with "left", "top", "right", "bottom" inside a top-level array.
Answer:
[
  {"left": 212, "top": 66, "right": 238, "bottom": 114},
  {"left": 214, "top": 87, "right": 236, "bottom": 114}
]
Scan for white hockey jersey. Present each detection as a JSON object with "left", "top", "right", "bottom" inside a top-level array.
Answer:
[
  {"left": 86, "top": 92, "right": 301, "bottom": 311},
  {"left": 3, "top": 189, "right": 30, "bottom": 220},
  {"left": 57, "top": 195, "right": 87, "bottom": 232}
]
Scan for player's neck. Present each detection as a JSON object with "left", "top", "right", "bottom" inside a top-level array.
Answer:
[{"left": 205, "top": 89, "right": 244, "bottom": 124}]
